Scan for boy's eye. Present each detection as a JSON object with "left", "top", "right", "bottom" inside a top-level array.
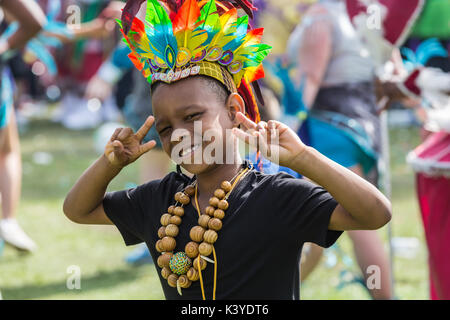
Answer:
[
  {"left": 159, "top": 126, "right": 172, "bottom": 135},
  {"left": 185, "top": 112, "right": 203, "bottom": 121}
]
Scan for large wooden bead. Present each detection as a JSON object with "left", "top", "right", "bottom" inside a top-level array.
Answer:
[
  {"left": 198, "top": 214, "right": 211, "bottom": 228},
  {"left": 184, "top": 185, "right": 195, "bottom": 197},
  {"left": 214, "top": 209, "right": 225, "bottom": 220},
  {"left": 161, "top": 267, "right": 171, "bottom": 279},
  {"left": 189, "top": 226, "right": 205, "bottom": 242},
  {"left": 205, "top": 206, "right": 216, "bottom": 216},
  {"left": 187, "top": 267, "right": 199, "bottom": 281},
  {"left": 155, "top": 240, "right": 164, "bottom": 253},
  {"left": 221, "top": 181, "right": 232, "bottom": 192},
  {"left": 174, "top": 192, "right": 184, "bottom": 202},
  {"left": 161, "top": 236, "right": 176, "bottom": 252},
  {"left": 218, "top": 199, "right": 229, "bottom": 210},
  {"left": 160, "top": 213, "right": 172, "bottom": 226},
  {"left": 170, "top": 215, "right": 182, "bottom": 226},
  {"left": 168, "top": 273, "right": 179, "bottom": 287},
  {"left": 173, "top": 206, "right": 185, "bottom": 217},
  {"left": 209, "top": 197, "right": 220, "bottom": 207},
  {"left": 185, "top": 241, "right": 199, "bottom": 259},
  {"left": 199, "top": 242, "right": 213, "bottom": 256},
  {"left": 158, "top": 226, "right": 166, "bottom": 239},
  {"left": 193, "top": 256, "right": 207, "bottom": 270},
  {"left": 204, "top": 230, "right": 218, "bottom": 244},
  {"left": 168, "top": 205, "right": 175, "bottom": 214},
  {"left": 214, "top": 189, "right": 226, "bottom": 200},
  {"left": 157, "top": 252, "right": 173, "bottom": 268},
  {"left": 178, "top": 275, "right": 192, "bottom": 289},
  {"left": 179, "top": 193, "right": 190, "bottom": 205},
  {"left": 165, "top": 224, "right": 179, "bottom": 237},
  {"left": 208, "top": 218, "right": 222, "bottom": 231}
]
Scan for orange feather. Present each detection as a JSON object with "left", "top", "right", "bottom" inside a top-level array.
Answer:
[{"left": 172, "top": 0, "right": 201, "bottom": 34}]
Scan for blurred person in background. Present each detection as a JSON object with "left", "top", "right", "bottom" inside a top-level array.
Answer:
[
  {"left": 52, "top": 0, "right": 122, "bottom": 130},
  {"left": 285, "top": 0, "right": 393, "bottom": 299},
  {"left": 0, "top": 0, "right": 47, "bottom": 252},
  {"left": 345, "top": 0, "right": 450, "bottom": 299},
  {"left": 375, "top": 0, "right": 450, "bottom": 300}
]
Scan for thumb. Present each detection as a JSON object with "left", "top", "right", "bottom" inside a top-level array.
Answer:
[{"left": 112, "top": 140, "right": 124, "bottom": 156}]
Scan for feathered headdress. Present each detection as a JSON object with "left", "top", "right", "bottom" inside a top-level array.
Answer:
[{"left": 118, "top": 0, "right": 272, "bottom": 122}]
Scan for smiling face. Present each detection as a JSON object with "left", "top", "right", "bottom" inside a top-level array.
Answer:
[{"left": 151, "top": 76, "right": 245, "bottom": 175}]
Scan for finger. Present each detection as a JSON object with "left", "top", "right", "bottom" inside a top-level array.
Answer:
[
  {"left": 117, "top": 127, "right": 134, "bottom": 141},
  {"left": 254, "top": 131, "right": 269, "bottom": 158},
  {"left": 110, "top": 128, "right": 122, "bottom": 142},
  {"left": 140, "top": 140, "right": 157, "bottom": 155},
  {"left": 135, "top": 116, "right": 155, "bottom": 141},
  {"left": 256, "top": 121, "right": 268, "bottom": 132},
  {"left": 267, "top": 120, "right": 277, "bottom": 131},
  {"left": 232, "top": 127, "right": 257, "bottom": 147},
  {"left": 236, "top": 112, "right": 258, "bottom": 131}
]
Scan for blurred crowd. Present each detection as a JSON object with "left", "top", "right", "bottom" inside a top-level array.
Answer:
[{"left": 0, "top": 0, "right": 449, "bottom": 300}]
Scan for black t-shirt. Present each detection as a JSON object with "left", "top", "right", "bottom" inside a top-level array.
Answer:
[{"left": 103, "top": 166, "right": 342, "bottom": 300}]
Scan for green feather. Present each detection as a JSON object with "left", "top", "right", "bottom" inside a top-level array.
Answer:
[{"left": 198, "top": 0, "right": 220, "bottom": 44}]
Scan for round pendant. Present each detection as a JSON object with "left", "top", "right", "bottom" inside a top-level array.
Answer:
[
  {"left": 205, "top": 46, "right": 223, "bottom": 62},
  {"left": 218, "top": 50, "right": 234, "bottom": 66},
  {"left": 228, "top": 61, "right": 243, "bottom": 74},
  {"left": 176, "top": 47, "right": 192, "bottom": 68},
  {"left": 169, "top": 252, "right": 192, "bottom": 275},
  {"left": 191, "top": 49, "right": 207, "bottom": 63}
]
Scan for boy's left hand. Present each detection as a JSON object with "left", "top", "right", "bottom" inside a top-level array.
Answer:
[{"left": 233, "top": 112, "right": 307, "bottom": 169}]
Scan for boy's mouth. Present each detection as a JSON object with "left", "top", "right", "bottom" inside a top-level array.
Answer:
[{"left": 179, "top": 143, "right": 202, "bottom": 158}]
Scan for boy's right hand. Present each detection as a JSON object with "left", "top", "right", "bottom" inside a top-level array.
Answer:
[{"left": 104, "top": 116, "right": 157, "bottom": 168}]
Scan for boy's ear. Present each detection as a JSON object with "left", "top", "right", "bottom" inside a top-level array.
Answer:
[{"left": 226, "top": 93, "right": 245, "bottom": 127}]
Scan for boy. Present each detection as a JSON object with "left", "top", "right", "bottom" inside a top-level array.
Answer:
[{"left": 63, "top": 0, "right": 391, "bottom": 299}]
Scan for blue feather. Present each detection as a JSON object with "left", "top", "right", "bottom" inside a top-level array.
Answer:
[
  {"left": 223, "top": 16, "right": 248, "bottom": 52},
  {"left": 145, "top": 0, "right": 178, "bottom": 67}
]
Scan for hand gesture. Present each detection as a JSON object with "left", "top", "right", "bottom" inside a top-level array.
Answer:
[
  {"left": 104, "top": 116, "right": 157, "bottom": 168},
  {"left": 232, "top": 112, "right": 307, "bottom": 169}
]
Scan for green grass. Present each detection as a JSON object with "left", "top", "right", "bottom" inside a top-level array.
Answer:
[{"left": 0, "top": 118, "right": 429, "bottom": 300}]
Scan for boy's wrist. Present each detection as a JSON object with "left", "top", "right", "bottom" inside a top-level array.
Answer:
[
  {"left": 101, "top": 153, "right": 124, "bottom": 174},
  {"left": 289, "top": 146, "right": 318, "bottom": 176}
]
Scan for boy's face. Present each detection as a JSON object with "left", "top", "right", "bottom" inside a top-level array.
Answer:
[{"left": 152, "top": 76, "right": 242, "bottom": 175}]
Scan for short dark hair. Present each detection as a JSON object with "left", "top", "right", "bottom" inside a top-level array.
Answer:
[{"left": 151, "top": 75, "right": 230, "bottom": 104}]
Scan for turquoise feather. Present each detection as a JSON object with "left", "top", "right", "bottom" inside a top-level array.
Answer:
[
  {"left": 223, "top": 16, "right": 248, "bottom": 52},
  {"left": 145, "top": 0, "right": 178, "bottom": 68}
]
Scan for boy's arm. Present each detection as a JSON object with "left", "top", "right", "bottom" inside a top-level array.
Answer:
[
  {"left": 63, "top": 155, "right": 121, "bottom": 225},
  {"left": 233, "top": 112, "right": 392, "bottom": 231},
  {"left": 63, "top": 117, "right": 157, "bottom": 224},
  {"left": 289, "top": 147, "right": 392, "bottom": 231}
]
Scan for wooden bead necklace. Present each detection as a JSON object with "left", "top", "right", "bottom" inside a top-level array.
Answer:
[{"left": 156, "top": 164, "right": 251, "bottom": 298}]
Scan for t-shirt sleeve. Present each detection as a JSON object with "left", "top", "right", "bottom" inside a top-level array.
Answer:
[
  {"left": 273, "top": 174, "right": 343, "bottom": 248},
  {"left": 103, "top": 186, "right": 147, "bottom": 246}
]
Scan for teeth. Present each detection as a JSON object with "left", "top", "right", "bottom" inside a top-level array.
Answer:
[{"left": 180, "top": 144, "right": 201, "bottom": 157}]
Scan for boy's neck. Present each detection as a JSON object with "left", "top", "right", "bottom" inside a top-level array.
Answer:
[{"left": 196, "top": 159, "right": 244, "bottom": 200}]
